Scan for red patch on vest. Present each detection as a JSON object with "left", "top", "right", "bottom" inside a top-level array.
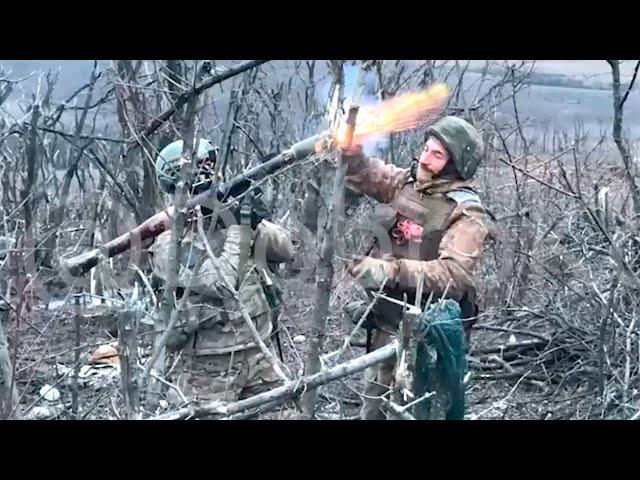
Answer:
[{"left": 392, "top": 219, "right": 423, "bottom": 244}]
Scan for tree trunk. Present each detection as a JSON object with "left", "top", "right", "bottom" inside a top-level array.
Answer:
[
  {"left": 0, "top": 306, "right": 20, "bottom": 419},
  {"left": 608, "top": 60, "right": 640, "bottom": 217},
  {"left": 114, "top": 60, "right": 157, "bottom": 222},
  {"left": 22, "top": 105, "right": 40, "bottom": 276},
  {"left": 118, "top": 309, "right": 140, "bottom": 419},
  {"left": 219, "top": 86, "right": 240, "bottom": 180},
  {"left": 301, "top": 61, "right": 346, "bottom": 417},
  {"left": 145, "top": 63, "right": 198, "bottom": 413}
]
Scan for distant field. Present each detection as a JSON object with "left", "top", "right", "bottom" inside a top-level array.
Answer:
[{"left": 503, "top": 82, "right": 640, "bottom": 144}]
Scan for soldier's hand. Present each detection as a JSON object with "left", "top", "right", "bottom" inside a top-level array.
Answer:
[
  {"left": 347, "top": 255, "right": 399, "bottom": 290},
  {"left": 344, "top": 300, "right": 377, "bottom": 330},
  {"left": 339, "top": 143, "right": 364, "bottom": 159},
  {"left": 227, "top": 191, "right": 270, "bottom": 230},
  {"left": 314, "top": 133, "right": 334, "bottom": 153}
]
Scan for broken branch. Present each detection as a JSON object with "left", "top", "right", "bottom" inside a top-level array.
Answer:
[{"left": 151, "top": 340, "right": 398, "bottom": 420}]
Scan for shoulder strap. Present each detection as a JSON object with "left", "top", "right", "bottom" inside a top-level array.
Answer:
[{"left": 237, "top": 193, "right": 253, "bottom": 289}]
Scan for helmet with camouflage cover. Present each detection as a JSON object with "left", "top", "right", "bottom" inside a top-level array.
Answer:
[
  {"left": 425, "top": 116, "right": 484, "bottom": 180},
  {"left": 155, "top": 138, "right": 218, "bottom": 194}
]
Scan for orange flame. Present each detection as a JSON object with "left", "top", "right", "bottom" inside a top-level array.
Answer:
[{"left": 335, "top": 83, "right": 449, "bottom": 147}]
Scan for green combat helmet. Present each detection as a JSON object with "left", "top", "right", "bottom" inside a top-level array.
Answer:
[
  {"left": 155, "top": 138, "right": 218, "bottom": 194},
  {"left": 426, "top": 116, "right": 484, "bottom": 180}
]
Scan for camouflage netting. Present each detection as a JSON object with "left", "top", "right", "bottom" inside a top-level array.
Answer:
[{"left": 413, "top": 299, "right": 468, "bottom": 420}]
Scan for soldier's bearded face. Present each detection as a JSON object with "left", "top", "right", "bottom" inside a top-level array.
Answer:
[{"left": 417, "top": 137, "right": 450, "bottom": 183}]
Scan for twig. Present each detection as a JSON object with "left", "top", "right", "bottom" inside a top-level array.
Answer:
[
  {"left": 620, "top": 60, "right": 640, "bottom": 109},
  {"left": 472, "top": 371, "right": 546, "bottom": 382},
  {"left": 85, "top": 148, "right": 139, "bottom": 215},
  {"left": 110, "top": 396, "right": 122, "bottom": 420},
  {"left": 37, "top": 126, "right": 126, "bottom": 144},
  {"left": 222, "top": 398, "right": 291, "bottom": 420},
  {"left": 72, "top": 302, "right": 81, "bottom": 418},
  {"left": 496, "top": 155, "right": 578, "bottom": 199},
  {"left": 470, "top": 369, "right": 533, "bottom": 420},
  {"left": 133, "top": 60, "right": 269, "bottom": 146},
  {"left": 148, "top": 370, "right": 189, "bottom": 406},
  {"left": 141, "top": 266, "right": 194, "bottom": 380},
  {"left": 233, "top": 122, "right": 266, "bottom": 158},
  {"left": 131, "top": 264, "right": 157, "bottom": 308},
  {"left": 473, "top": 324, "right": 551, "bottom": 343},
  {"left": 470, "top": 339, "right": 548, "bottom": 356},
  {"left": 623, "top": 316, "right": 637, "bottom": 403},
  {"left": 383, "top": 398, "right": 417, "bottom": 420},
  {"left": 81, "top": 389, "right": 118, "bottom": 420},
  {"left": 322, "top": 276, "right": 389, "bottom": 364},
  {"left": 397, "top": 390, "right": 436, "bottom": 413}
]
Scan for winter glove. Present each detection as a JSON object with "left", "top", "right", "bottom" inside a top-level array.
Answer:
[
  {"left": 347, "top": 255, "right": 400, "bottom": 290},
  {"left": 225, "top": 189, "right": 270, "bottom": 230},
  {"left": 344, "top": 299, "right": 377, "bottom": 331},
  {"left": 339, "top": 143, "right": 364, "bottom": 157}
]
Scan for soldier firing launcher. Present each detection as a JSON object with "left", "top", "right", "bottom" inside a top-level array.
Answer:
[{"left": 62, "top": 132, "right": 329, "bottom": 278}]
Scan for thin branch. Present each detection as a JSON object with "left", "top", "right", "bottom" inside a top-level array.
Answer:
[
  {"left": 620, "top": 60, "right": 640, "bottom": 109},
  {"left": 496, "top": 155, "right": 578, "bottom": 199},
  {"left": 37, "top": 126, "right": 126, "bottom": 144},
  {"left": 85, "top": 148, "right": 139, "bottom": 214},
  {"left": 132, "top": 60, "right": 269, "bottom": 146},
  {"left": 234, "top": 121, "right": 266, "bottom": 158},
  {"left": 151, "top": 340, "right": 398, "bottom": 420}
]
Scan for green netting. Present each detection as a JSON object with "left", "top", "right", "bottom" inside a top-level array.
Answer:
[{"left": 412, "top": 299, "right": 468, "bottom": 420}]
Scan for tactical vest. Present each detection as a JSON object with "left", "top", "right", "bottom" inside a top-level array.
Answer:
[
  {"left": 374, "top": 180, "right": 481, "bottom": 260},
  {"left": 369, "top": 178, "right": 482, "bottom": 328}
]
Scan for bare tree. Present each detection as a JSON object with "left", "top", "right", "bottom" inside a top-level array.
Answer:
[
  {"left": 0, "top": 302, "right": 20, "bottom": 418},
  {"left": 606, "top": 60, "right": 640, "bottom": 217},
  {"left": 299, "top": 61, "right": 347, "bottom": 417}
]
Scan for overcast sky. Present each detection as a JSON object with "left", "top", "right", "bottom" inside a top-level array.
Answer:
[
  {"left": 2, "top": 60, "right": 637, "bottom": 78},
  {"left": 0, "top": 59, "right": 634, "bottom": 105}
]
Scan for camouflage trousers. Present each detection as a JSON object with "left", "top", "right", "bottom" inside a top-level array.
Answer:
[{"left": 175, "top": 344, "right": 284, "bottom": 404}]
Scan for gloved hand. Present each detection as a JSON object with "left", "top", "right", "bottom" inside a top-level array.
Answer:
[
  {"left": 314, "top": 133, "right": 365, "bottom": 163},
  {"left": 344, "top": 300, "right": 377, "bottom": 330},
  {"left": 339, "top": 143, "right": 368, "bottom": 175},
  {"left": 347, "top": 255, "right": 399, "bottom": 290},
  {"left": 340, "top": 143, "right": 364, "bottom": 158},
  {"left": 336, "top": 142, "right": 366, "bottom": 166},
  {"left": 231, "top": 190, "right": 270, "bottom": 230}
]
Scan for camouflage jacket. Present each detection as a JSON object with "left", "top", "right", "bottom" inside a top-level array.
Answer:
[
  {"left": 149, "top": 220, "right": 294, "bottom": 355},
  {"left": 345, "top": 154, "right": 496, "bottom": 304}
]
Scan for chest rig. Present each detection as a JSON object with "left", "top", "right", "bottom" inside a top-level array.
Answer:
[
  {"left": 366, "top": 178, "right": 481, "bottom": 337},
  {"left": 372, "top": 179, "right": 471, "bottom": 263}
]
